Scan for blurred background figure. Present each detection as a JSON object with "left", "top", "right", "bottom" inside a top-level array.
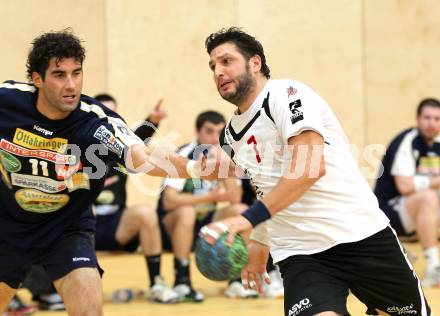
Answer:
[{"left": 375, "top": 98, "right": 440, "bottom": 287}]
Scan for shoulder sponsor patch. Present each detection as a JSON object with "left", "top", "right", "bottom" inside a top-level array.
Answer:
[
  {"left": 289, "top": 99, "right": 304, "bottom": 125},
  {"left": 11, "top": 173, "right": 67, "bottom": 193},
  {"left": 15, "top": 188, "right": 69, "bottom": 213},
  {"left": 93, "top": 125, "right": 124, "bottom": 158},
  {"left": 109, "top": 117, "right": 144, "bottom": 147},
  {"left": 13, "top": 128, "right": 67, "bottom": 152}
]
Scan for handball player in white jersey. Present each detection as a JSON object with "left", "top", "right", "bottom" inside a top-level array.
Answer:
[{"left": 201, "top": 27, "right": 432, "bottom": 316}]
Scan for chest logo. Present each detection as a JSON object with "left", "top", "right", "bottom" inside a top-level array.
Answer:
[{"left": 13, "top": 128, "right": 67, "bottom": 152}]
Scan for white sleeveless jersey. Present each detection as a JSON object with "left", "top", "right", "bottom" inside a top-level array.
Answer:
[{"left": 221, "top": 79, "right": 389, "bottom": 263}]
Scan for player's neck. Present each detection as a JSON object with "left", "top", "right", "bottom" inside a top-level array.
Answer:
[
  {"left": 237, "top": 77, "right": 268, "bottom": 114},
  {"left": 36, "top": 94, "right": 70, "bottom": 120}
]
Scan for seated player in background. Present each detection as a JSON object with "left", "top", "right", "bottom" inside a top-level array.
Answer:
[
  {"left": 93, "top": 93, "right": 179, "bottom": 303},
  {"left": 157, "top": 111, "right": 256, "bottom": 300},
  {"left": 240, "top": 178, "right": 283, "bottom": 298},
  {"left": 374, "top": 98, "right": 440, "bottom": 287}
]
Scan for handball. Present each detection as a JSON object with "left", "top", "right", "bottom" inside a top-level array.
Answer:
[{"left": 195, "top": 233, "right": 248, "bottom": 281}]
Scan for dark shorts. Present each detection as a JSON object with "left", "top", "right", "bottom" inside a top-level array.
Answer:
[
  {"left": 95, "top": 210, "right": 139, "bottom": 252},
  {"left": 0, "top": 230, "right": 102, "bottom": 289},
  {"left": 278, "top": 227, "right": 431, "bottom": 316},
  {"left": 159, "top": 211, "right": 214, "bottom": 251}
]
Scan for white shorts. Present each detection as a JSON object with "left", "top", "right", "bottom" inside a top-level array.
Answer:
[{"left": 388, "top": 194, "right": 440, "bottom": 235}]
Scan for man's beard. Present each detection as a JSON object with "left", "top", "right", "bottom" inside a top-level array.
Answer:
[{"left": 220, "top": 67, "right": 256, "bottom": 107}]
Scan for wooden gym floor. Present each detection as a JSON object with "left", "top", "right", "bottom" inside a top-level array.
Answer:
[{"left": 17, "top": 242, "right": 439, "bottom": 315}]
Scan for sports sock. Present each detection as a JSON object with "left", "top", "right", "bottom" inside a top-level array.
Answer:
[
  {"left": 174, "top": 257, "right": 191, "bottom": 286},
  {"left": 424, "top": 247, "right": 439, "bottom": 272},
  {"left": 146, "top": 254, "right": 161, "bottom": 287}
]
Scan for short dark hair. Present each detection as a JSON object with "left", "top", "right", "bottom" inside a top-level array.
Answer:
[
  {"left": 94, "top": 93, "right": 117, "bottom": 104},
  {"left": 205, "top": 27, "right": 271, "bottom": 79},
  {"left": 417, "top": 98, "right": 440, "bottom": 116},
  {"left": 196, "top": 111, "right": 226, "bottom": 130},
  {"left": 26, "top": 29, "right": 85, "bottom": 81}
]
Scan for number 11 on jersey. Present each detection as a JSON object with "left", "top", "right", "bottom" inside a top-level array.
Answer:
[{"left": 247, "top": 135, "right": 261, "bottom": 163}]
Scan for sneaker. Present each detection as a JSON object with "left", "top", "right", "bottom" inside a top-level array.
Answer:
[
  {"left": 5, "top": 295, "right": 37, "bottom": 316},
  {"left": 148, "top": 276, "right": 179, "bottom": 304},
  {"left": 224, "top": 281, "right": 259, "bottom": 299},
  {"left": 421, "top": 265, "right": 440, "bottom": 288},
  {"left": 262, "top": 269, "right": 284, "bottom": 298},
  {"left": 33, "top": 293, "right": 65, "bottom": 311},
  {"left": 173, "top": 284, "right": 205, "bottom": 302}
]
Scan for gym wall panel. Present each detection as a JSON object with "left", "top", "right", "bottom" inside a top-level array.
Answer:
[
  {"left": 0, "top": 0, "right": 107, "bottom": 95},
  {"left": 104, "top": 0, "right": 237, "bottom": 204},
  {"left": 237, "top": 0, "right": 365, "bottom": 150},
  {"left": 364, "top": 0, "right": 440, "bottom": 147}
]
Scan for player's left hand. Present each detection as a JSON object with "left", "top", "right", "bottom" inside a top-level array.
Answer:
[
  {"left": 200, "top": 216, "right": 252, "bottom": 245},
  {"left": 241, "top": 240, "right": 271, "bottom": 293}
]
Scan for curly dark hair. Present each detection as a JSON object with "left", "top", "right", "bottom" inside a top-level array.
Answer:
[
  {"left": 205, "top": 27, "right": 270, "bottom": 79},
  {"left": 26, "top": 29, "right": 85, "bottom": 81}
]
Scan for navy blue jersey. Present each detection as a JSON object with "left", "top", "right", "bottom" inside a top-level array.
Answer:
[
  {"left": 374, "top": 128, "right": 440, "bottom": 206},
  {"left": 0, "top": 81, "right": 144, "bottom": 248}
]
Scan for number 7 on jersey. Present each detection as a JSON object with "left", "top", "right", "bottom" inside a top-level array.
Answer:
[{"left": 247, "top": 135, "right": 261, "bottom": 163}]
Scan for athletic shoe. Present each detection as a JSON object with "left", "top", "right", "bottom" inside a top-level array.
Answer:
[
  {"left": 224, "top": 281, "right": 258, "bottom": 299},
  {"left": 173, "top": 284, "right": 205, "bottom": 302},
  {"left": 5, "top": 295, "right": 37, "bottom": 316},
  {"left": 262, "top": 269, "right": 284, "bottom": 298},
  {"left": 148, "top": 276, "right": 179, "bottom": 303},
  {"left": 421, "top": 265, "right": 440, "bottom": 288},
  {"left": 33, "top": 293, "right": 65, "bottom": 311}
]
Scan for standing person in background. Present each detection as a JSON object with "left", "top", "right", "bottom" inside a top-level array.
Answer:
[{"left": 375, "top": 98, "right": 440, "bottom": 288}]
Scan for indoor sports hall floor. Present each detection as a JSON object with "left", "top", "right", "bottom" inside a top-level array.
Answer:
[{"left": 17, "top": 242, "right": 439, "bottom": 315}]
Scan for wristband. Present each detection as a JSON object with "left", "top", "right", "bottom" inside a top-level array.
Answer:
[
  {"left": 241, "top": 200, "right": 271, "bottom": 227},
  {"left": 185, "top": 160, "right": 198, "bottom": 178},
  {"left": 413, "top": 175, "right": 430, "bottom": 191}
]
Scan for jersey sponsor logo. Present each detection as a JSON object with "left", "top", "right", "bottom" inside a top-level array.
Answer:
[
  {"left": 0, "top": 163, "right": 12, "bottom": 189},
  {"left": 417, "top": 156, "right": 440, "bottom": 175},
  {"left": 288, "top": 298, "right": 312, "bottom": 316},
  {"left": 66, "top": 172, "right": 90, "bottom": 192},
  {"left": 0, "top": 150, "right": 21, "bottom": 172},
  {"left": 286, "top": 86, "right": 297, "bottom": 98},
  {"left": 109, "top": 117, "right": 143, "bottom": 147},
  {"left": 96, "top": 190, "right": 115, "bottom": 204},
  {"left": 93, "top": 125, "right": 124, "bottom": 158},
  {"left": 103, "top": 175, "right": 119, "bottom": 187},
  {"left": 72, "top": 257, "right": 91, "bottom": 262},
  {"left": 15, "top": 188, "right": 69, "bottom": 213},
  {"left": 289, "top": 99, "right": 304, "bottom": 125},
  {"left": 33, "top": 125, "right": 53, "bottom": 136},
  {"left": 11, "top": 173, "right": 67, "bottom": 193},
  {"left": 55, "top": 161, "right": 83, "bottom": 180},
  {"left": 386, "top": 304, "right": 416, "bottom": 315},
  {"left": 0, "top": 139, "right": 76, "bottom": 164},
  {"left": 13, "top": 128, "right": 67, "bottom": 152}
]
